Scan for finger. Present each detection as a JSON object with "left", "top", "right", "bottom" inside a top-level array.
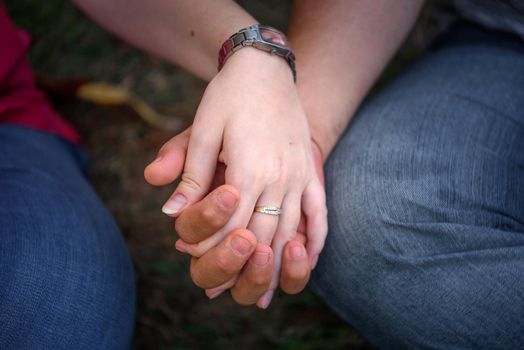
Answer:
[
  {"left": 185, "top": 187, "right": 276, "bottom": 298},
  {"left": 248, "top": 187, "right": 286, "bottom": 245},
  {"left": 279, "top": 240, "right": 310, "bottom": 294},
  {"left": 189, "top": 229, "right": 256, "bottom": 289},
  {"left": 176, "top": 186, "right": 262, "bottom": 257},
  {"left": 294, "top": 231, "right": 307, "bottom": 245},
  {"left": 256, "top": 192, "right": 301, "bottom": 309},
  {"left": 144, "top": 127, "right": 190, "bottom": 186},
  {"left": 162, "top": 118, "right": 223, "bottom": 216},
  {"left": 204, "top": 231, "right": 275, "bottom": 300},
  {"left": 302, "top": 179, "right": 328, "bottom": 269},
  {"left": 175, "top": 185, "right": 239, "bottom": 244},
  {"left": 209, "top": 162, "right": 226, "bottom": 191},
  {"left": 231, "top": 243, "right": 273, "bottom": 305},
  {"left": 205, "top": 278, "right": 237, "bottom": 299},
  {"left": 296, "top": 213, "right": 307, "bottom": 238}
]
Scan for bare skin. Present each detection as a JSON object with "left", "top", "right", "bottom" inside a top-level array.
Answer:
[
  {"left": 144, "top": 129, "right": 316, "bottom": 305},
  {"left": 76, "top": 0, "right": 424, "bottom": 307},
  {"left": 174, "top": 184, "right": 312, "bottom": 303}
]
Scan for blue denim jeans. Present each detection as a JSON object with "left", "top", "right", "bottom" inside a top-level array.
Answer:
[
  {"left": 310, "top": 23, "right": 524, "bottom": 349},
  {"left": 0, "top": 126, "right": 135, "bottom": 349}
]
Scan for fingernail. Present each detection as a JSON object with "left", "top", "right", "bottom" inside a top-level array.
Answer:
[
  {"left": 311, "top": 255, "right": 319, "bottom": 270},
  {"left": 290, "top": 245, "right": 304, "bottom": 259},
  {"left": 162, "top": 193, "right": 187, "bottom": 215},
  {"left": 175, "top": 240, "right": 188, "bottom": 253},
  {"left": 217, "top": 190, "right": 237, "bottom": 209},
  {"left": 258, "top": 290, "right": 274, "bottom": 309},
  {"left": 206, "top": 288, "right": 225, "bottom": 300},
  {"left": 251, "top": 251, "right": 270, "bottom": 266},
  {"left": 231, "top": 236, "right": 252, "bottom": 255}
]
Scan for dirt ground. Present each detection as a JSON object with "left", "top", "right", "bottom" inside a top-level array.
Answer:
[{"left": 6, "top": 1, "right": 454, "bottom": 348}]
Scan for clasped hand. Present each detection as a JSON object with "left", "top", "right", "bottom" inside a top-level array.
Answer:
[{"left": 145, "top": 48, "right": 327, "bottom": 308}]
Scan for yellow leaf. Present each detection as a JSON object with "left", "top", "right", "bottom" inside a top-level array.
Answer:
[
  {"left": 76, "top": 82, "right": 182, "bottom": 130},
  {"left": 76, "top": 82, "right": 132, "bottom": 106}
]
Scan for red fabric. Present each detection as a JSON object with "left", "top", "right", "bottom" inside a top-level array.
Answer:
[{"left": 0, "top": 2, "right": 80, "bottom": 144}]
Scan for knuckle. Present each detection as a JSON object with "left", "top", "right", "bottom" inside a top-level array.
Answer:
[
  {"left": 246, "top": 273, "right": 270, "bottom": 288},
  {"left": 274, "top": 164, "right": 289, "bottom": 187},
  {"left": 214, "top": 252, "right": 238, "bottom": 276},
  {"left": 200, "top": 206, "right": 222, "bottom": 227},
  {"left": 296, "top": 168, "right": 307, "bottom": 183},
  {"left": 290, "top": 154, "right": 308, "bottom": 179},
  {"left": 248, "top": 168, "right": 266, "bottom": 186},
  {"left": 226, "top": 173, "right": 242, "bottom": 189},
  {"left": 180, "top": 172, "right": 203, "bottom": 192},
  {"left": 200, "top": 206, "right": 215, "bottom": 222},
  {"left": 228, "top": 167, "right": 256, "bottom": 189},
  {"left": 244, "top": 159, "right": 285, "bottom": 187}
]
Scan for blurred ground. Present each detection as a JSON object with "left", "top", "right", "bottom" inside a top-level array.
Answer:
[{"left": 6, "top": 1, "right": 455, "bottom": 349}]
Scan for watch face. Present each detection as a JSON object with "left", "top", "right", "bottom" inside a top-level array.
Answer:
[{"left": 260, "top": 27, "right": 288, "bottom": 47}]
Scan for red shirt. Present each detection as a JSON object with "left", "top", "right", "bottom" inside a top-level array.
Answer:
[{"left": 0, "top": 2, "right": 80, "bottom": 143}]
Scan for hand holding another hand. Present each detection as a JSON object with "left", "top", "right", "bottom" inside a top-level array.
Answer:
[
  {"left": 145, "top": 47, "right": 327, "bottom": 307},
  {"left": 173, "top": 184, "right": 315, "bottom": 305}
]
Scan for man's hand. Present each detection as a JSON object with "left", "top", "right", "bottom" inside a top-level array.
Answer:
[{"left": 175, "top": 185, "right": 312, "bottom": 306}]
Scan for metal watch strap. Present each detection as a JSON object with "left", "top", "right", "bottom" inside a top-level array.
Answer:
[{"left": 217, "top": 24, "right": 296, "bottom": 82}]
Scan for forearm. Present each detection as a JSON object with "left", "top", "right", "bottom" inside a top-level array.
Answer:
[
  {"left": 73, "top": 0, "right": 257, "bottom": 81},
  {"left": 288, "top": 0, "right": 424, "bottom": 160}
]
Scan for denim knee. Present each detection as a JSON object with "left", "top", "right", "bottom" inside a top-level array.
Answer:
[
  {"left": 311, "top": 131, "right": 524, "bottom": 349},
  {"left": 309, "top": 44, "right": 524, "bottom": 347},
  {"left": 0, "top": 132, "right": 135, "bottom": 349}
]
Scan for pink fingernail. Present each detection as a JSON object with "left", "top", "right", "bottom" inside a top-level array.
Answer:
[
  {"left": 206, "top": 288, "right": 225, "bottom": 300},
  {"left": 257, "top": 290, "right": 274, "bottom": 309},
  {"left": 162, "top": 193, "right": 187, "bottom": 215},
  {"left": 175, "top": 240, "right": 188, "bottom": 254}
]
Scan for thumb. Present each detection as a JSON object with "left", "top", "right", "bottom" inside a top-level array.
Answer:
[
  {"left": 144, "top": 127, "right": 191, "bottom": 186},
  {"left": 161, "top": 124, "right": 222, "bottom": 216}
]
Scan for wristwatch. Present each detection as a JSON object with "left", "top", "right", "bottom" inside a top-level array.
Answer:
[{"left": 218, "top": 24, "right": 296, "bottom": 82}]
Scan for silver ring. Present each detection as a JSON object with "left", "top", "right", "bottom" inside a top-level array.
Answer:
[{"left": 254, "top": 206, "right": 282, "bottom": 216}]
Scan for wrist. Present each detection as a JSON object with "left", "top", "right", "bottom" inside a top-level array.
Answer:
[
  {"left": 217, "top": 24, "right": 296, "bottom": 83},
  {"left": 220, "top": 46, "right": 293, "bottom": 78}
]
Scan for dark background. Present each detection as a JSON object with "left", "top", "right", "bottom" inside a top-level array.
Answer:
[{"left": 5, "top": 1, "right": 454, "bottom": 349}]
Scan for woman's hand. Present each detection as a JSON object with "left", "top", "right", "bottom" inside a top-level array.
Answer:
[{"left": 157, "top": 47, "right": 327, "bottom": 305}]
